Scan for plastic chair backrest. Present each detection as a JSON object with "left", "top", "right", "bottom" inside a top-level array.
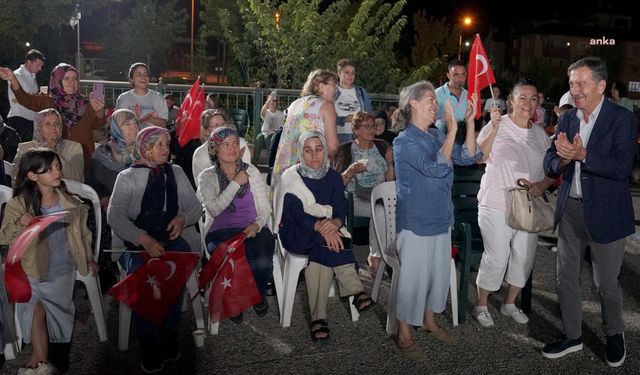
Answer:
[
  {"left": 370, "top": 181, "right": 396, "bottom": 259},
  {"left": 3, "top": 160, "right": 13, "bottom": 187},
  {"left": 452, "top": 166, "right": 484, "bottom": 238},
  {"left": 63, "top": 179, "right": 101, "bottom": 260},
  {"left": 229, "top": 108, "right": 249, "bottom": 136}
]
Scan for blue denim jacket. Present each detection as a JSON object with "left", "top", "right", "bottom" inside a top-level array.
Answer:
[{"left": 393, "top": 124, "right": 481, "bottom": 236}]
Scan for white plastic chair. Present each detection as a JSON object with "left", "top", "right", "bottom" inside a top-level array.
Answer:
[
  {"left": 116, "top": 263, "right": 204, "bottom": 351},
  {"left": 3, "top": 160, "right": 13, "bottom": 185},
  {"left": 272, "top": 187, "right": 359, "bottom": 328},
  {"left": 63, "top": 179, "right": 109, "bottom": 342},
  {"left": 370, "top": 182, "right": 458, "bottom": 336},
  {"left": 0, "top": 185, "right": 22, "bottom": 359}
]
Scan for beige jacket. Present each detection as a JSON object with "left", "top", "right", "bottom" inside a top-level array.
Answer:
[{"left": 0, "top": 190, "right": 92, "bottom": 278}]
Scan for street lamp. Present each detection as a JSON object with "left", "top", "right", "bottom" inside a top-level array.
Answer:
[{"left": 457, "top": 16, "right": 472, "bottom": 60}]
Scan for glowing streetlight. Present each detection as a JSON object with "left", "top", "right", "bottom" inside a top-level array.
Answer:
[
  {"left": 458, "top": 16, "right": 473, "bottom": 60},
  {"left": 25, "top": 42, "right": 31, "bottom": 47},
  {"left": 275, "top": 10, "right": 281, "bottom": 29}
]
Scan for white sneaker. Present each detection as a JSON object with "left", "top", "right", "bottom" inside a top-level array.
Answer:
[
  {"left": 500, "top": 304, "right": 529, "bottom": 324},
  {"left": 474, "top": 307, "right": 494, "bottom": 327}
]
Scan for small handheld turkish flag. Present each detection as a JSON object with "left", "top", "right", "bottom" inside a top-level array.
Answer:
[
  {"left": 4, "top": 211, "right": 67, "bottom": 303},
  {"left": 199, "top": 233, "right": 261, "bottom": 323},
  {"left": 467, "top": 34, "right": 496, "bottom": 119},
  {"left": 175, "top": 78, "right": 206, "bottom": 147},
  {"left": 109, "top": 251, "right": 200, "bottom": 325}
]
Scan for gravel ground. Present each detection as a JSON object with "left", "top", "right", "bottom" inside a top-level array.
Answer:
[{"left": 3, "top": 229, "right": 640, "bottom": 375}]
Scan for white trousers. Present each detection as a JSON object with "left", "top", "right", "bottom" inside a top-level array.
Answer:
[{"left": 476, "top": 207, "right": 538, "bottom": 291}]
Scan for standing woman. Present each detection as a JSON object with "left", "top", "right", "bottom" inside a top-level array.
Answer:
[
  {"left": 393, "top": 81, "right": 481, "bottom": 361},
  {"left": 115, "top": 63, "right": 168, "bottom": 129},
  {"left": 474, "top": 80, "right": 555, "bottom": 327},
  {"left": 0, "top": 63, "right": 106, "bottom": 171},
  {"left": 107, "top": 126, "right": 201, "bottom": 373},
  {"left": 271, "top": 69, "right": 339, "bottom": 186}
]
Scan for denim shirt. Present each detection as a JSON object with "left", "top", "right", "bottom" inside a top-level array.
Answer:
[{"left": 393, "top": 124, "right": 481, "bottom": 236}]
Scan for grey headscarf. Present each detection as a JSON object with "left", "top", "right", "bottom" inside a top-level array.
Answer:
[{"left": 297, "top": 130, "right": 330, "bottom": 179}]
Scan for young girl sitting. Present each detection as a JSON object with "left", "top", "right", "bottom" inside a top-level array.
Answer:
[{"left": 0, "top": 148, "right": 97, "bottom": 375}]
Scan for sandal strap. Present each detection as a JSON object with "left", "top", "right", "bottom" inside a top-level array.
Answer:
[{"left": 310, "top": 319, "right": 328, "bottom": 328}]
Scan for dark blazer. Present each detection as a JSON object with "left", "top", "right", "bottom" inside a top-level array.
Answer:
[{"left": 544, "top": 98, "right": 637, "bottom": 243}]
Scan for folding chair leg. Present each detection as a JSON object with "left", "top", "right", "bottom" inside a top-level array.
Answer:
[
  {"left": 187, "top": 272, "right": 205, "bottom": 330},
  {"left": 118, "top": 302, "right": 131, "bottom": 351},
  {"left": 280, "top": 262, "right": 302, "bottom": 328},
  {"left": 450, "top": 258, "right": 459, "bottom": 327},
  {"left": 83, "top": 276, "right": 108, "bottom": 341},
  {"left": 371, "top": 263, "right": 387, "bottom": 302},
  {"left": 348, "top": 295, "right": 359, "bottom": 322}
]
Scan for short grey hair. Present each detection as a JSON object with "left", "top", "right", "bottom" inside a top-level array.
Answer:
[
  {"left": 568, "top": 57, "right": 607, "bottom": 83},
  {"left": 397, "top": 81, "right": 435, "bottom": 129}
]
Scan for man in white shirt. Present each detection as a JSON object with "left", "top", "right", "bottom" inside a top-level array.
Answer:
[{"left": 7, "top": 49, "right": 45, "bottom": 141}]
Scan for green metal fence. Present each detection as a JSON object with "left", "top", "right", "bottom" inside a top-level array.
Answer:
[{"left": 79, "top": 80, "right": 399, "bottom": 141}]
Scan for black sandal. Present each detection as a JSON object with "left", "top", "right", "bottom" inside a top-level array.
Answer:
[
  {"left": 310, "top": 319, "right": 330, "bottom": 341},
  {"left": 352, "top": 292, "right": 375, "bottom": 313}
]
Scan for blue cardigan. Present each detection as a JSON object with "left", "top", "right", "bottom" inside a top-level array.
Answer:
[{"left": 393, "top": 124, "right": 481, "bottom": 236}]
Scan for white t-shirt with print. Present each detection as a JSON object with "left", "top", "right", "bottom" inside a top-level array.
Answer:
[{"left": 115, "top": 89, "right": 169, "bottom": 129}]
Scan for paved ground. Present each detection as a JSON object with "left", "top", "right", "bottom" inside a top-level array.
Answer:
[
  {"left": 3, "top": 188, "right": 640, "bottom": 374},
  {"left": 3, "top": 229, "right": 640, "bottom": 375}
]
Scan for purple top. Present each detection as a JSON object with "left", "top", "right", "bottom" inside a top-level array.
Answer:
[{"left": 209, "top": 189, "right": 257, "bottom": 232}]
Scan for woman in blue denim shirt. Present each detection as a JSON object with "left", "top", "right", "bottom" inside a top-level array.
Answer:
[{"left": 393, "top": 81, "right": 481, "bottom": 361}]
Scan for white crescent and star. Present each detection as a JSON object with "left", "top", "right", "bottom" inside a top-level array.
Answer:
[
  {"left": 146, "top": 258, "right": 177, "bottom": 281},
  {"left": 475, "top": 54, "right": 488, "bottom": 77},
  {"left": 221, "top": 277, "right": 232, "bottom": 289},
  {"left": 229, "top": 258, "right": 235, "bottom": 272}
]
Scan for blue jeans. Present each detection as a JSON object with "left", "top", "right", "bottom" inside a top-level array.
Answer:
[
  {"left": 206, "top": 228, "right": 275, "bottom": 298},
  {"left": 118, "top": 237, "right": 191, "bottom": 341}
]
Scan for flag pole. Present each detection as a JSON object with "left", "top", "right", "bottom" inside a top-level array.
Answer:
[{"left": 76, "top": 18, "right": 81, "bottom": 73}]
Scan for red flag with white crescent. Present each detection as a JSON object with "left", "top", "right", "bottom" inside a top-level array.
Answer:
[
  {"left": 198, "top": 233, "right": 261, "bottom": 323},
  {"left": 467, "top": 34, "right": 496, "bottom": 119},
  {"left": 4, "top": 211, "right": 68, "bottom": 303},
  {"left": 176, "top": 78, "right": 206, "bottom": 147},
  {"left": 108, "top": 251, "right": 200, "bottom": 325}
]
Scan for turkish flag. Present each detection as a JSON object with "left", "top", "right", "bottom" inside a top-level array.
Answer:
[
  {"left": 175, "top": 78, "right": 206, "bottom": 147},
  {"left": 198, "top": 233, "right": 261, "bottom": 323},
  {"left": 4, "top": 211, "right": 68, "bottom": 303},
  {"left": 467, "top": 34, "right": 496, "bottom": 119},
  {"left": 109, "top": 251, "right": 200, "bottom": 325}
]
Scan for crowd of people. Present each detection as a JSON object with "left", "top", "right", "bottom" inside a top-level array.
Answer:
[{"left": 0, "top": 50, "right": 637, "bottom": 374}]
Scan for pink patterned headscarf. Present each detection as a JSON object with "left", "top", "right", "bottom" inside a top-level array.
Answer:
[
  {"left": 49, "top": 63, "right": 87, "bottom": 132},
  {"left": 132, "top": 126, "right": 170, "bottom": 167}
]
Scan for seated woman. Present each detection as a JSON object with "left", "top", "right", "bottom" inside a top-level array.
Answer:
[
  {"left": 333, "top": 111, "right": 394, "bottom": 274},
  {"left": 107, "top": 126, "right": 201, "bottom": 373},
  {"left": 13, "top": 108, "right": 84, "bottom": 182},
  {"left": 89, "top": 108, "right": 139, "bottom": 207},
  {"left": 196, "top": 127, "right": 274, "bottom": 322},
  {"left": 278, "top": 130, "right": 373, "bottom": 341}
]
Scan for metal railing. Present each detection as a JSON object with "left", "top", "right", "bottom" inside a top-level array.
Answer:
[{"left": 79, "top": 80, "right": 399, "bottom": 140}]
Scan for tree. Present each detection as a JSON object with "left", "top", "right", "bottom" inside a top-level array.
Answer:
[
  {"left": 104, "top": 0, "right": 188, "bottom": 79},
  {"left": 408, "top": 10, "right": 463, "bottom": 85},
  {"left": 200, "top": 0, "right": 407, "bottom": 92}
]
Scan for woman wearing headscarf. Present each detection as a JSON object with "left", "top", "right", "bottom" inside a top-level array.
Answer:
[
  {"left": 271, "top": 69, "right": 339, "bottom": 186},
  {"left": 278, "top": 130, "right": 374, "bottom": 342},
  {"left": 13, "top": 108, "right": 84, "bottom": 182},
  {"left": 0, "top": 63, "right": 106, "bottom": 169},
  {"left": 89, "top": 109, "right": 139, "bottom": 206},
  {"left": 196, "top": 126, "right": 274, "bottom": 322},
  {"left": 107, "top": 126, "right": 201, "bottom": 373}
]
